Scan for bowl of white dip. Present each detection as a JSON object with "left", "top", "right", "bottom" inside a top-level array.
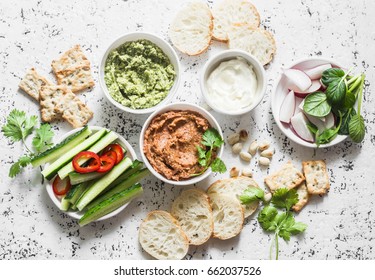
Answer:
[{"left": 200, "top": 49, "right": 266, "bottom": 115}]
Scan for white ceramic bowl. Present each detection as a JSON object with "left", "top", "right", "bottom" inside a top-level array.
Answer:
[
  {"left": 271, "top": 57, "right": 347, "bottom": 148},
  {"left": 139, "top": 102, "right": 224, "bottom": 186},
  {"left": 99, "top": 32, "right": 181, "bottom": 114},
  {"left": 46, "top": 126, "right": 137, "bottom": 221},
  {"left": 200, "top": 49, "right": 266, "bottom": 115}
]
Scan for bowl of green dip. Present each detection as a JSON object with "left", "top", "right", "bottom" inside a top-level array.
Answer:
[{"left": 100, "top": 32, "right": 180, "bottom": 114}]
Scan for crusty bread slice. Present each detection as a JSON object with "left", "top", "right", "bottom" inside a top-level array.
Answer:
[
  {"left": 207, "top": 176, "right": 260, "bottom": 218},
  {"left": 302, "top": 160, "right": 330, "bottom": 195},
  {"left": 139, "top": 210, "right": 189, "bottom": 260},
  {"left": 292, "top": 182, "right": 309, "bottom": 212},
  {"left": 171, "top": 189, "right": 213, "bottom": 245},
  {"left": 212, "top": 0, "right": 260, "bottom": 42},
  {"left": 208, "top": 193, "right": 244, "bottom": 240},
  {"left": 228, "top": 24, "right": 276, "bottom": 65},
  {"left": 169, "top": 1, "right": 213, "bottom": 55}
]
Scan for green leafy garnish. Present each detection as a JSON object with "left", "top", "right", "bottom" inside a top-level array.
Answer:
[
  {"left": 303, "top": 92, "right": 331, "bottom": 117},
  {"left": 271, "top": 188, "right": 299, "bottom": 211},
  {"left": 240, "top": 187, "right": 265, "bottom": 204},
  {"left": 348, "top": 114, "right": 365, "bottom": 143},
  {"left": 194, "top": 128, "right": 226, "bottom": 176},
  {"left": 32, "top": 123, "right": 54, "bottom": 153},
  {"left": 2, "top": 110, "right": 54, "bottom": 178}
]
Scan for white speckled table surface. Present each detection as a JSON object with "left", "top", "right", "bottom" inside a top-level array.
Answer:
[{"left": 1, "top": 0, "right": 374, "bottom": 260}]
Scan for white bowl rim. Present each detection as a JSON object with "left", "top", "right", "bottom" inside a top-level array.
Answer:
[
  {"left": 139, "top": 102, "right": 224, "bottom": 186},
  {"left": 200, "top": 49, "right": 266, "bottom": 116},
  {"left": 99, "top": 31, "right": 181, "bottom": 115},
  {"left": 271, "top": 56, "right": 348, "bottom": 148},
  {"left": 45, "top": 126, "right": 137, "bottom": 221}
]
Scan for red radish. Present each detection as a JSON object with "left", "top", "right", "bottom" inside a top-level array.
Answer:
[
  {"left": 304, "top": 64, "right": 332, "bottom": 79},
  {"left": 305, "top": 113, "right": 325, "bottom": 132},
  {"left": 283, "top": 69, "right": 312, "bottom": 92},
  {"left": 294, "top": 80, "right": 321, "bottom": 97},
  {"left": 291, "top": 112, "right": 315, "bottom": 142},
  {"left": 294, "top": 97, "right": 304, "bottom": 115},
  {"left": 324, "top": 112, "right": 335, "bottom": 129},
  {"left": 279, "top": 90, "right": 296, "bottom": 123}
]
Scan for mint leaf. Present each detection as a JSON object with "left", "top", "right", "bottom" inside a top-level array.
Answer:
[
  {"left": 210, "top": 158, "right": 226, "bottom": 173},
  {"left": 271, "top": 188, "right": 299, "bottom": 211},
  {"left": 32, "top": 123, "right": 54, "bottom": 153},
  {"left": 240, "top": 187, "right": 265, "bottom": 205}
]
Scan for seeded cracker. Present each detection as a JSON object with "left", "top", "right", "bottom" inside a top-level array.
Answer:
[
  {"left": 292, "top": 182, "right": 309, "bottom": 212},
  {"left": 302, "top": 160, "right": 330, "bottom": 195},
  {"left": 264, "top": 161, "right": 305, "bottom": 193},
  {"left": 52, "top": 45, "right": 94, "bottom": 93},
  {"left": 39, "top": 85, "right": 65, "bottom": 122},
  {"left": 19, "top": 68, "right": 52, "bottom": 101}
]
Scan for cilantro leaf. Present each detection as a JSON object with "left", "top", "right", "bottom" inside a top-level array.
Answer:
[
  {"left": 9, "top": 156, "right": 32, "bottom": 178},
  {"left": 2, "top": 109, "right": 37, "bottom": 142},
  {"left": 240, "top": 187, "right": 265, "bottom": 205},
  {"left": 201, "top": 128, "right": 224, "bottom": 148},
  {"left": 210, "top": 158, "right": 226, "bottom": 173},
  {"left": 271, "top": 188, "right": 299, "bottom": 211},
  {"left": 288, "top": 222, "right": 308, "bottom": 235},
  {"left": 32, "top": 123, "right": 54, "bottom": 153},
  {"left": 258, "top": 205, "right": 278, "bottom": 231}
]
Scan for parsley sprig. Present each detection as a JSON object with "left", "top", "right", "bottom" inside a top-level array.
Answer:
[
  {"left": 194, "top": 128, "right": 226, "bottom": 176},
  {"left": 2, "top": 109, "right": 54, "bottom": 177},
  {"left": 241, "top": 187, "right": 307, "bottom": 260}
]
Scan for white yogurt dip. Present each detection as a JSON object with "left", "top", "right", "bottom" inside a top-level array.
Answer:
[{"left": 206, "top": 57, "right": 258, "bottom": 112}]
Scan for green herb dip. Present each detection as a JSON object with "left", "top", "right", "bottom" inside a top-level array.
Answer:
[{"left": 104, "top": 39, "right": 175, "bottom": 109}]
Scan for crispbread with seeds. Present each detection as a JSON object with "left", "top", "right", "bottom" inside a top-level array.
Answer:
[
  {"left": 56, "top": 65, "right": 95, "bottom": 93},
  {"left": 264, "top": 161, "right": 305, "bottom": 193},
  {"left": 292, "top": 182, "right": 309, "bottom": 212},
  {"left": 53, "top": 87, "right": 93, "bottom": 128},
  {"left": 302, "top": 160, "right": 330, "bottom": 195},
  {"left": 212, "top": 0, "right": 260, "bottom": 42},
  {"left": 19, "top": 68, "right": 52, "bottom": 101},
  {"left": 51, "top": 45, "right": 90, "bottom": 73},
  {"left": 39, "top": 85, "right": 65, "bottom": 122}
]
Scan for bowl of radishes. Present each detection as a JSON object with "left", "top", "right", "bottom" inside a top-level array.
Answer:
[{"left": 271, "top": 57, "right": 348, "bottom": 148}]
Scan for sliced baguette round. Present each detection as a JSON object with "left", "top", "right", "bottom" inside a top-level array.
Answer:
[
  {"left": 139, "top": 210, "right": 189, "bottom": 260},
  {"left": 228, "top": 24, "right": 276, "bottom": 65},
  {"left": 169, "top": 1, "right": 213, "bottom": 55},
  {"left": 212, "top": 0, "right": 260, "bottom": 42},
  {"left": 208, "top": 193, "right": 244, "bottom": 240},
  {"left": 207, "top": 176, "right": 260, "bottom": 218},
  {"left": 171, "top": 189, "right": 213, "bottom": 245}
]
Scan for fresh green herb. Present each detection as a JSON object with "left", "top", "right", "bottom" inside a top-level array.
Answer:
[
  {"left": 325, "top": 78, "right": 347, "bottom": 106},
  {"left": 2, "top": 110, "right": 54, "bottom": 178},
  {"left": 321, "top": 68, "right": 345, "bottom": 86},
  {"left": 316, "top": 112, "right": 342, "bottom": 146},
  {"left": 239, "top": 187, "right": 265, "bottom": 204},
  {"left": 349, "top": 114, "right": 365, "bottom": 143},
  {"left": 303, "top": 92, "right": 331, "bottom": 117},
  {"left": 339, "top": 108, "right": 356, "bottom": 135},
  {"left": 240, "top": 187, "right": 307, "bottom": 260},
  {"left": 194, "top": 128, "right": 226, "bottom": 176}
]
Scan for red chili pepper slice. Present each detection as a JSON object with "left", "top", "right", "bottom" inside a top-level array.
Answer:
[
  {"left": 72, "top": 151, "right": 100, "bottom": 173},
  {"left": 97, "top": 155, "right": 116, "bottom": 173},
  {"left": 102, "top": 144, "right": 124, "bottom": 164},
  {"left": 102, "top": 150, "right": 117, "bottom": 163},
  {"left": 52, "top": 176, "right": 71, "bottom": 196}
]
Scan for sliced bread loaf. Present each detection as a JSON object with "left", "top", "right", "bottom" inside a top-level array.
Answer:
[
  {"left": 169, "top": 1, "right": 213, "bottom": 55},
  {"left": 171, "top": 189, "right": 213, "bottom": 245},
  {"left": 139, "top": 210, "right": 189, "bottom": 260},
  {"left": 212, "top": 0, "right": 260, "bottom": 42},
  {"left": 208, "top": 193, "right": 244, "bottom": 240},
  {"left": 207, "top": 176, "right": 260, "bottom": 218},
  {"left": 228, "top": 24, "right": 276, "bottom": 65}
]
